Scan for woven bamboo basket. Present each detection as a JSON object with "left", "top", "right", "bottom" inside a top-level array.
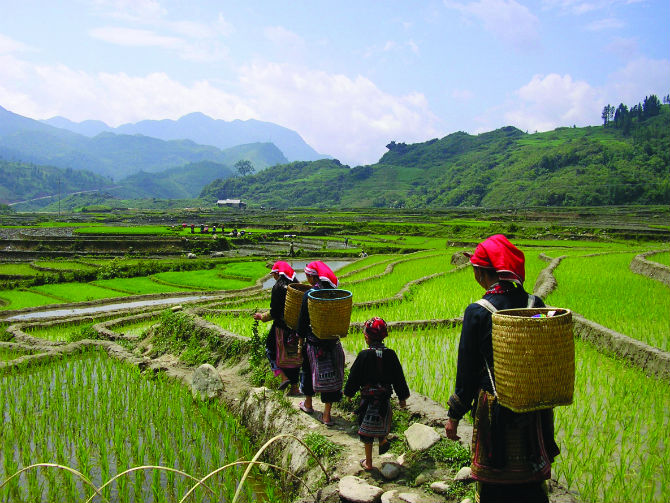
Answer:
[
  {"left": 284, "top": 283, "right": 311, "bottom": 330},
  {"left": 307, "top": 289, "right": 352, "bottom": 340},
  {"left": 491, "top": 308, "right": 574, "bottom": 413}
]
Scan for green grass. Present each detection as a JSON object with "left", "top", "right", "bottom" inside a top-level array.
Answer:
[
  {"left": 0, "top": 347, "right": 36, "bottom": 361},
  {"left": 92, "top": 276, "right": 196, "bottom": 294},
  {"left": 152, "top": 269, "right": 257, "bottom": 291},
  {"left": 74, "top": 225, "right": 178, "bottom": 235},
  {"left": 29, "top": 283, "right": 130, "bottom": 303},
  {"left": 0, "top": 264, "right": 38, "bottom": 277},
  {"left": 648, "top": 251, "right": 670, "bottom": 266},
  {"left": 547, "top": 253, "right": 670, "bottom": 350},
  {"left": 0, "top": 290, "right": 61, "bottom": 310},
  {"left": 32, "top": 260, "right": 98, "bottom": 272}
]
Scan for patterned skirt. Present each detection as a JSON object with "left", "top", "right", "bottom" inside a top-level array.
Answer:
[{"left": 471, "top": 390, "right": 559, "bottom": 485}]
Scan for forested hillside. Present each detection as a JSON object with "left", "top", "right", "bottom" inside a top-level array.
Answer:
[
  {"left": 0, "top": 161, "right": 112, "bottom": 205},
  {"left": 201, "top": 103, "right": 669, "bottom": 208}
]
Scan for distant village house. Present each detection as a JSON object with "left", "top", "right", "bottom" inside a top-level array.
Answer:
[{"left": 216, "top": 199, "right": 247, "bottom": 209}]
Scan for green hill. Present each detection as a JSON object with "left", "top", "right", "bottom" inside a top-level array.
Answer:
[
  {"left": 0, "top": 161, "right": 113, "bottom": 205},
  {"left": 200, "top": 105, "right": 670, "bottom": 208}
]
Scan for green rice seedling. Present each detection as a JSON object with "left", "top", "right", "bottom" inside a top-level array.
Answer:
[
  {"left": 547, "top": 252, "right": 670, "bottom": 350},
  {"left": 203, "top": 312, "right": 257, "bottom": 338},
  {"left": 152, "top": 269, "right": 255, "bottom": 291},
  {"left": 28, "top": 282, "right": 131, "bottom": 303},
  {"left": 0, "top": 347, "right": 35, "bottom": 361},
  {"left": 0, "top": 289, "right": 61, "bottom": 310},
  {"left": 0, "top": 263, "right": 38, "bottom": 277},
  {"left": 33, "top": 260, "right": 98, "bottom": 272},
  {"left": 648, "top": 251, "right": 669, "bottom": 266},
  {"left": 92, "top": 276, "right": 196, "bottom": 294}
]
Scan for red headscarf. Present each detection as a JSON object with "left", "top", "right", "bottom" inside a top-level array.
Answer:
[
  {"left": 271, "top": 261, "right": 297, "bottom": 281},
  {"left": 468, "top": 234, "right": 525, "bottom": 284},
  {"left": 364, "top": 317, "right": 388, "bottom": 342},
  {"left": 304, "top": 261, "right": 338, "bottom": 288}
]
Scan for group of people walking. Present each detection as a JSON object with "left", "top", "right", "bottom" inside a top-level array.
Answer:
[{"left": 253, "top": 234, "right": 559, "bottom": 503}]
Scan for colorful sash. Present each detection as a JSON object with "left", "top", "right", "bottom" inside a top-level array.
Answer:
[
  {"left": 306, "top": 341, "right": 344, "bottom": 393},
  {"left": 275, "top": 326, "right": 302, "bottom": 369}
]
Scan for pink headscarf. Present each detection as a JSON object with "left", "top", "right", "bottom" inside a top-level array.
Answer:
[
  {"left": 271, "top": 261, "right": 297, "bottom": 281},
  {"left": 304, "top": 261, "right": 338, "bottom": 288},
  {"left": 468, "top": 234, "right": 525, "bottom": 284}
]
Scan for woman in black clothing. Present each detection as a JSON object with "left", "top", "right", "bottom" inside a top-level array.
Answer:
[
  {"left": 296, "top": 261, "right": 344, "bottom": 426},
  {"left": 253, "top": 261, "right": 301, "bottom": 394},
  {"left": 445, "top": 235, "right": 560, "bottom": 503}
]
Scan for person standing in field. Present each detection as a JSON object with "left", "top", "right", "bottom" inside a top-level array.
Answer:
[
  {"left": 444, "top": 234, "right": 560, "bottom": 503},
  {"left": 253, "top": 261, "right": 301, "bottom": 395},
  {"left": 296, "top": 261, "right": 344, "bottom": 426},
  {"left": 344, "top": 317, "right": 410, "bottom": 471}
]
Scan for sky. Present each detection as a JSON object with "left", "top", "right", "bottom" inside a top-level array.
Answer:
[{"left": 0, "top": 0, "right": 668, "bottom": 167}]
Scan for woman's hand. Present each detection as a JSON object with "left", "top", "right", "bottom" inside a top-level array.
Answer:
[
  {"left": 253, "top": 312, "right": 267, "bottom": 321},
  {"left": 445, "top": 418, "right": 460, "bottom": 441}
]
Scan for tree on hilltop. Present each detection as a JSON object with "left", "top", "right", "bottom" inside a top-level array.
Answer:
[{"left": 234, "top": 160, "right": 255, "bottom": 177}]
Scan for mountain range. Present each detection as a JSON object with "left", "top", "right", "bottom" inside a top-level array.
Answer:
[{"left": 42, "top": 112, "right": 326, "bottom": 162}]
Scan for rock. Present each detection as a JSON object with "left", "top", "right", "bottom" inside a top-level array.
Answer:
[
  {"left": 187, "top": 252, "right": 197, "bottom": 259},
  {"left": 414, "top": 472, "right": 428, "bottom": 485},
  {"left": 396, "top": 453, "right": 406, "bottom": 466},
  {"left": 430, "top": 481, "right": 450, "bottom": 494},
  {"left": 380, "top": 462, "right": 401, "bottom": 480},
  {"left": 339, "top": 476, "right": 384, "bottom": 503},
  {"left": 191, "top": 364, "right": 224, "bottom": 400},
  {"left": 404, "top": 423, "right": 441, "bottom": 451},
  {"left": 454, "top": 466, "right": 472, "bottom": 481},
  {"left": 451, "top": 251, "right": 470, "bottom": 266},
  {"left": 460, "top": 499, "right": 473, "bottom": 503},
  {"left": 398, "top": 493, "right": 420, "bottom": 503},
  {"left": 381, "top": 490, "right": 399, "bottom": 503}
]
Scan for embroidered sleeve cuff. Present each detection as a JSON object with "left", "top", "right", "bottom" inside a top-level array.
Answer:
[{"left": 447, "top": 393, "right": 468, "bottom": 421}]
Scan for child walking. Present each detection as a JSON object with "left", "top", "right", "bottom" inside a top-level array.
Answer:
[{"left": 344, "top": 317, "right": 410, "bottom": 471}]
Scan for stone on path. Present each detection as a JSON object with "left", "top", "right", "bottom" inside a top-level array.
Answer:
[
  {"left": 191, "top": 364, "right": 224, "bottom": 400},
  {"left": 403, "top": 423, "right": 441, "bottom": 451},
  {"left": 454, "top": 466, "right": 472, "bottom": 481},
  {"left": 380, "top": 461, "right": 401, "bottom": 480},
  {"left": 339, "top": 475, "right": 384, "bottom": 503},
  {"left": 430, "top": 481, "right": 450, "bottom": 494}
]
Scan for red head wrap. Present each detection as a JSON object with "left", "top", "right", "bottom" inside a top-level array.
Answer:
[
  {"left": 304, "top": 261, "right": 338, "bottom": 288},
  {"left": 468, "top": 234, "right": 525, "bottom": 284},
  {"left": 364, "top": 317, "right": 388, "bottom": 342},
  {"left": 271, "top": 261, "right": 297, "bottom": 281}
]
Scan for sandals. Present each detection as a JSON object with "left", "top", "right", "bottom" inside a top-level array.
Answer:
[
  {"left": 379, "top": 439, "right": 391, "bottom": 455},
  {"left": 322, "top": 418, "right": 334, "bottom": 427},
  {"left": 298, "top": 401, "right": 314, "bottom": 414},
  {"left": 359, "top": 459, "right": 373, "bottom": 471},
  {"left": 278, "top": 380, "right": 291, "bottom": 391}
]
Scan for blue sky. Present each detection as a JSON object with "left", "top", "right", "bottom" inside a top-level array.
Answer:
[{"left": 0, "top": 0, "right": 668, "bottom": 166}]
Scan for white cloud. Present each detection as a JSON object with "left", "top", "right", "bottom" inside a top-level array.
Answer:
[
  {"left": 0, "top": 34, "right": 33, "bottom": 54},
  {"left": 605, "top": 56, "right": 670, "bottom": 105},
  {"left": 238, "top": 63, "right": 440, "bottom": 165},
  {"left": 444, "top": 0, "right": 540, "bottom": 48},
  {"left": 585, "top": 17, "right": 625, "bottom": 31},
  {"left": 480, "top": 57, "right": 670, "bottom": 133},
  {"left": 89, "top": 26, "right": 181, "bottom": 48},
  {"left": 504, "top": 73, "right": 602, "bottom": 131}
]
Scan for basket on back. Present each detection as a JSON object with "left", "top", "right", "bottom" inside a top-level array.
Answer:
[
  {"left": 491, "top": 308, "right": 574, "bottom": 413},
  {"left": 307, "top": 289, "right": 352, "bottom": 340},
  {"left": 284, "top": 283, "right": 311, "bottom": 330}
]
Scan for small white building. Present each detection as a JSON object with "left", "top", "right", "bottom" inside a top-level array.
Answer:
[{"left": 216, "top": 199, "right": 247, "bottom": 209}]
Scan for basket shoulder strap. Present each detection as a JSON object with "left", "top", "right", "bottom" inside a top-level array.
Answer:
[
  {"left": 474, "top": 299, "right": 499, "bottom": 399},
  {"left": 475, "top": 298, "right": 498, "bottom": 313},
  {"left": 527, "top": 294, "right": 537, "bottom": 308}
]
